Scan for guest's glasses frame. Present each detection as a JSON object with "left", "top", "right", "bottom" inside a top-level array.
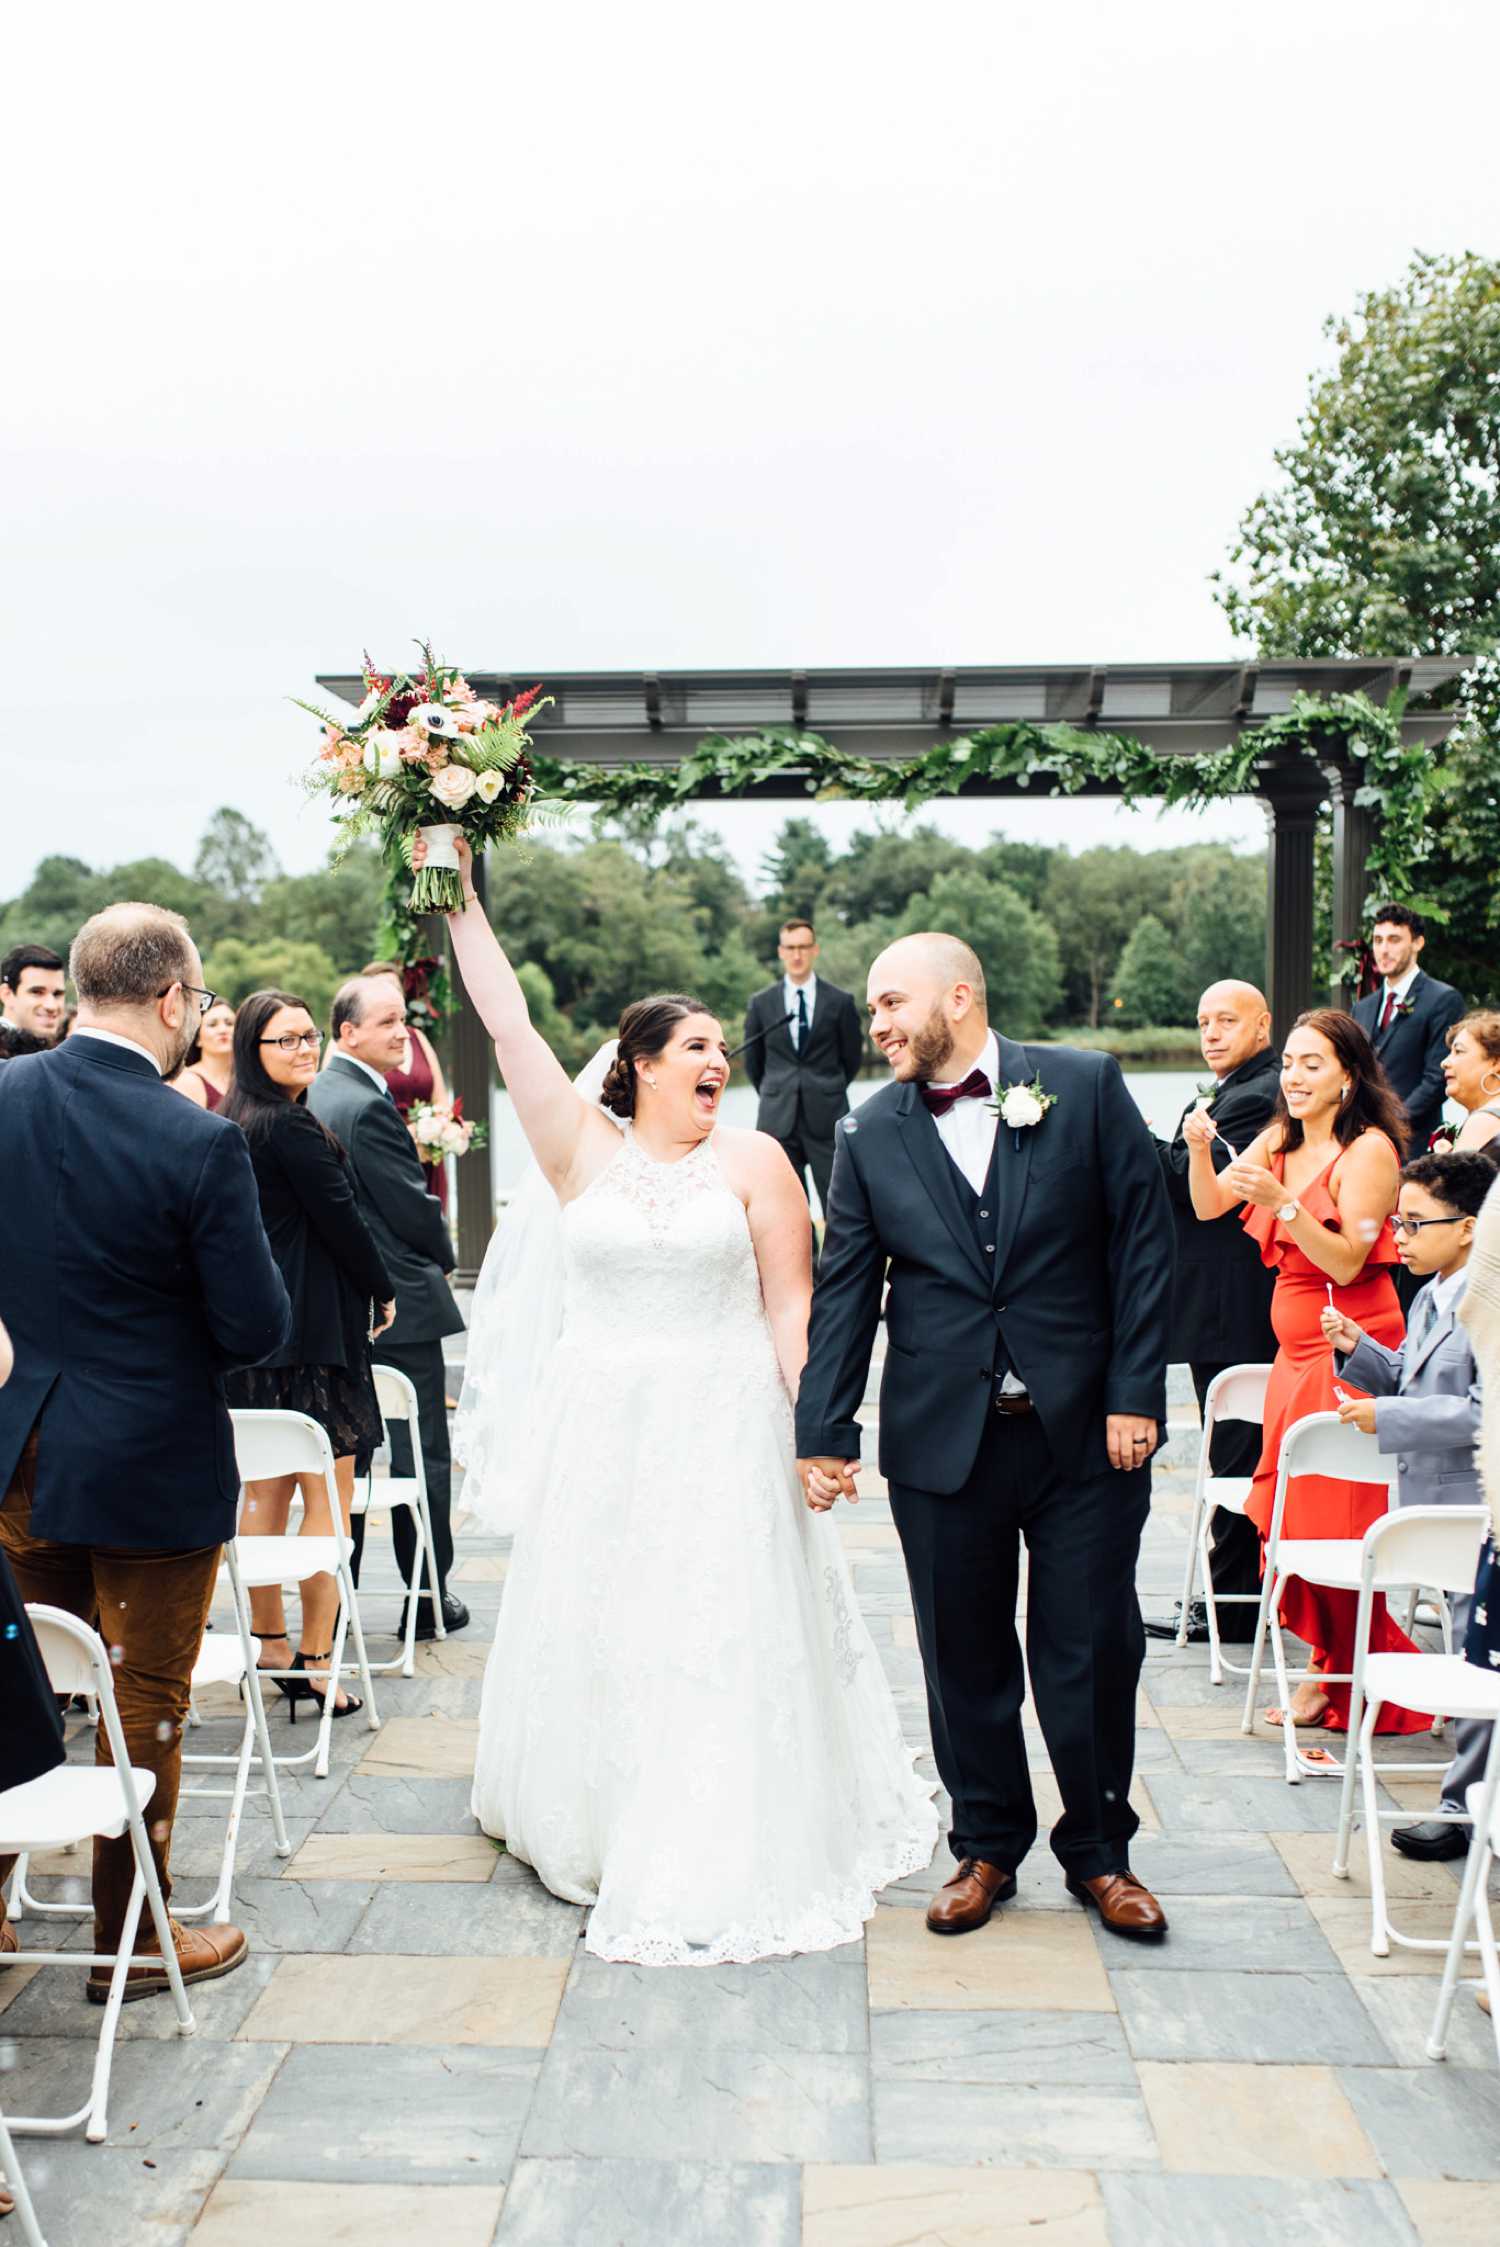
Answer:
[
  {"left": 1389, "top": 1213, "right": 1465, "bottom": 1236},
  {"left": 259, "top": 1029, "right": 324, "bottom": 1054},
  {"left": 158, "top": 982, "right": 219, "bottom": 1016}
]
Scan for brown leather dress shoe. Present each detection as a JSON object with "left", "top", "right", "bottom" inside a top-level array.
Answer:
[
  {"left": 86, "top": 1919, "right": 249, "bottom": 2005},
  {"left": 1066, "top": 1870, "right": 1168, "bottom": 1941},
  {"left": 925, "top": 1858, "right": 1017, "bottom": 1934}
]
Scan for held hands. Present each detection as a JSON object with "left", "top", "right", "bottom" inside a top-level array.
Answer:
[
  {"left": 1336, "top": 1396, "right": 1377, "bottom": 1434},
  {"left": 1106, "top": 1414, "right": 1158, "bottom": 1472},
  {"left": 372, "top": 1300, "right": 397, "bottom": 1339},
  {"left": 1224, "top": 1159, "right": 1284, "bottom": 1209},
  {"left": 798, "top": 1457, "right": 859, "bottom": 1512},
  {"left": 1182, "top": 1106, "right": 1217, "bottom": 1152},
  {"left": 1320, "top": 1305, "right": 1363, "bottom": 1354}
]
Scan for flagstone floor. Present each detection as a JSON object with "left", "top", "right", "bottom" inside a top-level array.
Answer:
[{"left": 4, "top": 1351, "right": 1499, "bottom": 2246}]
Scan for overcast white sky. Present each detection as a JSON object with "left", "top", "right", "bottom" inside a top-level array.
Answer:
[{"left": 5, "top": 0, "right": 1497, "bottom": 898}]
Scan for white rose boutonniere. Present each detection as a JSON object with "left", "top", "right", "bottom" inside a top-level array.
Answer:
[{"left": 991, "top": 1073, "right": 1056, "bottom": 1134}]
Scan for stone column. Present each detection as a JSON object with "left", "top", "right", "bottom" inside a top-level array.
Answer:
[
  {"left": 447, "top": 858, "right": 495, "bottom": 1283},
  {"left": 1255, "top": 754, "right": 1326, "bottom": 1045}
]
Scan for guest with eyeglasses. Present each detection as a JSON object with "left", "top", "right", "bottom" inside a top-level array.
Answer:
[
  {"left": 222, "top": 990, "right": 396, "bottom": 1716},
  {"left": 170, "top": 995, "right": 237, "bottom": 1110}
]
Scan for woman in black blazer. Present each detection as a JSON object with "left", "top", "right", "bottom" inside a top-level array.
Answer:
[{"left": 223, "top": 990, "right": 395, "bottom": 1716}]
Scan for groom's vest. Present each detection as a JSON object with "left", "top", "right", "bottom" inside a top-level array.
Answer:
[{"left": 947, "top": 1126, "right": 1016, "bottom": 1403}]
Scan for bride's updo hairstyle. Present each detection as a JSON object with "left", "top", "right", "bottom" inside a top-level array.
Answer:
[{"left": 600, "top": 994, "right": 710, "bottom": 1117}]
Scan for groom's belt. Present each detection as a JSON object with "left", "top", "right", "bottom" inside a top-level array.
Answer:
[{"left": 993, "top": 1390, "right": 1034, "bottom": 1418}]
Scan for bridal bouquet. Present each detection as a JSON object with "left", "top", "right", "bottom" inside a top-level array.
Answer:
[
  {"left": 408, "top": 1096, "right": 486, "bottom": 1165},
  {"left": 299, "top": 645, "right": 553, "bottom": 913}
]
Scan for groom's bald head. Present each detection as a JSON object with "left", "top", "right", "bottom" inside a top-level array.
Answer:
[{"left": 867, "top": 932, "right": 990, "bottom": 1083}]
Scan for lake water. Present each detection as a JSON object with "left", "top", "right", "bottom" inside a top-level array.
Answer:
[{"left": 486, "top": 1067, "right": 1204, "bottom": 1197}]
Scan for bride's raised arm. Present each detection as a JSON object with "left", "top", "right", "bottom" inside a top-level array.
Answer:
[{"left": 430, "top": 836, "right": 614, "bottom": 1195}]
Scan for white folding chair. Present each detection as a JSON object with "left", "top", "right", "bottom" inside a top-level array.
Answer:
[
  {"left": 0, "top": 1609, "right": 193, "bottom": 2143},
  {"left": 1175, "top": 1362, "right": 1272, "bottom": 1685},
  {"left": 1329, "top": 1506, "right": 1497, "bottom": 1952},
  {"left": 0, "top": 2109, "right": 47, "bottom": 2247},
  {"left": 228, "top": 1410, "right": 380, "bottom": 1780},
  {"left": 1240, "top": 1412, "right": 1402, "bottom": 1781},
  {"left": 1427, "top": 1712, "right": 1500, "bottom": 2067},
  {"left": 354, "top": 1364, "right": 447, "bottom": 1677}
]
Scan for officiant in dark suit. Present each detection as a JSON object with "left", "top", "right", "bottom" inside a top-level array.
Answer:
[
  {"left": 1145, "top": 981, "right": 1280, "bottom": 1643},
  {"left": 1353, "top": 904, "right": 1465, "bottom": 1155},
  {"left": 742, "top": 920, "right": 864, "bottom": 1210},
  {"left": 797, "top": 932, "right": 1175, "bottom": 1943},
  {"left": 309, "top": 976, "right": 468, "bottom": 1638}
]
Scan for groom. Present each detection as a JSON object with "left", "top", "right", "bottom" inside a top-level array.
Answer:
[{"left": 797, "top": 933, "right": 1175, "bottom": 1940}]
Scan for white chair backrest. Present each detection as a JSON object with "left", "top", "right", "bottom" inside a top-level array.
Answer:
[
  {"left": 371, "top": 1365, "right": 420, "bottom": 1425},
  {"left": 1282, "top": 1411, "right": 1400, "bottom": 1496},
  {"left": 25, "top": 1604, "right": 111, "bottom": 1700},
  {"left": 1207, "top": 1363, "right": 1272, "bottom": 1428},
  {"left": 230, "top": 1409, "right": 338, "bottom": 1489},
  {"left": 1362, "top": 1504, "right": 1488, "bottom": 1594}
]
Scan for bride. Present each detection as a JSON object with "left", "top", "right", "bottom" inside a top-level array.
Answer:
[{"left": 431, "top": 837, "right": 936, "bottom": 1965}]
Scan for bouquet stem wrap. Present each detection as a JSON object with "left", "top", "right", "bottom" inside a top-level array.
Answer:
[{"left": 410, "top": 825, "right": 466, "bottom": 915}]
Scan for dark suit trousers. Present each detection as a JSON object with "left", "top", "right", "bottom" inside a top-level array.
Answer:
[
  {"left": 889, "top": 1408, "right": 1150, "bottom": 1880},
  {"left": 351, "top": 1335, "right": 452, "bottom": 1601},
  {"left": 1190, "top": 1361, "right": 1265, "bottom": 1640},
  {"left": 776, "top": 1123, "right": 836, "bottom": 1215},
  {"left": 0, "top": 1429, "right": 219, "bottom": 1950}
]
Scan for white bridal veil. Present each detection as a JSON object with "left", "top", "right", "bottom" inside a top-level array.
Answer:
[{"left": 451, "top": 1040, "right": 622, "bottom": 1536}]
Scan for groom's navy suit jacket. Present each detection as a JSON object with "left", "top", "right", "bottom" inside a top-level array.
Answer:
[
  {"left": 0, "top": 1036, "right": 290, "bottom": 1549},
  {"left": 796, "top": 1038, "right": 1174, "bottom": 1492}
]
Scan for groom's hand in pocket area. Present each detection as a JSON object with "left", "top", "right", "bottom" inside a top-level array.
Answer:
[
  {"left": 1106, "top": 1415, "right": 1158, "bottom": 1472},
  {"left": 798, "top": 1458, "right": 859, "bottom": 1511}
]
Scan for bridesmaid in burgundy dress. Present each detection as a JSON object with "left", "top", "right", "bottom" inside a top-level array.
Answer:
[{"left": 171, "top": 997, "right": 236, "bottom": 1110}]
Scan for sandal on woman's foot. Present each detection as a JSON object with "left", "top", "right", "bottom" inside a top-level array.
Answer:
[{"left": 291, "top": 1651, "right": 363, "bottom": 1720}]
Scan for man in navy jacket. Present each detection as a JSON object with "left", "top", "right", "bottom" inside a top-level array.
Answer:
[
  {"left": 1353, "top": 903, "right": 1465, "bottom": 1155},
  {"left": 0, "top": 904, "right": 288, "bottom": 2000}
]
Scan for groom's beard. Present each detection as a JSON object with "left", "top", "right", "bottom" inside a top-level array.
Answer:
[{"left": 907, "top": 1004, "right": 956, "bottom": 1082}]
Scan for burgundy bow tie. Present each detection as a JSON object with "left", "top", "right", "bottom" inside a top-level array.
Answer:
[{"left": 920, "top": 1068, "right": 992, "bottom": 1119}]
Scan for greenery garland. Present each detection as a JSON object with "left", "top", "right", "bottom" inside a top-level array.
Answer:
[{"left": 527, "top": 689, "right": 1438, "bottom": 922}]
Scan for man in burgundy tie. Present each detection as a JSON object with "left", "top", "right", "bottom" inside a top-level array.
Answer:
[
  {"left": 796, "top": 932, "right": 1175, "bottom": 1942},
  {"left": 1352, "top": 904, "right": 1465, "bottom": 1155}
]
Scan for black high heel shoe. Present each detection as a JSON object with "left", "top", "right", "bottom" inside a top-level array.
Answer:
[
  {"left": 289, "top": 1651, "right": 363, "bottom": 1722},
  {"left": 255, "top": 1644, "right": 311, "bottom": 1709}
]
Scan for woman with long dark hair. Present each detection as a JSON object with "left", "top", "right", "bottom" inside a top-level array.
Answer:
[
  {"left": 222, "top": 990, "right": 395, "bottom": 1716},
  {"left": 1187, "top": 1008, "right": 1428, "bottom": 1741}
]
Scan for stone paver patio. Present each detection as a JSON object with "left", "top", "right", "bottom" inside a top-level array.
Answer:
[{"left": 4, "top": 1350, "right": 1499, "bottom": 2245}]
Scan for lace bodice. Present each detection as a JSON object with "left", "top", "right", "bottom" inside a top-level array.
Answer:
[{"left": 560, "top": 1129, "right": 772, "bottom": 1353}]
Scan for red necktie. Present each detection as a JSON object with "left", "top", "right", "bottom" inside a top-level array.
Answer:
[
  {"left": 1378, "top": 989, "right": 1397, "bottom": 1032},
  {"left": 920, "top": 1069, "right": 992, "bottom": 1119}
]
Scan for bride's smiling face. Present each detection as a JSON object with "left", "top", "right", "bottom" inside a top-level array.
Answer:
[{"left": 636, "top": 1013, "right": 730, "bottom": 1136}]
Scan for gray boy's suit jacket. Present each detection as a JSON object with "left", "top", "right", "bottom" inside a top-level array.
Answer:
[{"left": 1337, "top": 1286, "right": 1483, "bottom": 1509}]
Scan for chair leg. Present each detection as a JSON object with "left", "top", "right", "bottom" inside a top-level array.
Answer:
[
  {"left": 1269, "top": 1597, "right": 1300, "bottom": 1786},
  {"left": 0, "top": 2109, "right": 48, "bottom": 2247},
  {"left": 337, "top": 1556, "right": 380, "bottom": 1733},
  {"left": 1428, "top": 1835, "right": 1494, "bottom": 2060},
  {"left": 1176, "top": 1482, "right": 1205, "bottom": 1648},
  {"left": 1476, "top": 1877, "right": 1500, "bottom": 2068},
  {"left": 1358, "top": 1701, "right": 1392, "bottom": 1957},
  {"left": 244, "top": 1663, "right": 291, "bottom": 1859},
  {"left": 1333, "top": 1676, "right": 1366, "bottom": 1878},
  {"left": 418, "top": 1494, "right": 446, "bottom": 1643},
  {"left": 401, "top": 1521, "right": 424, "bottom": 1679},
  {"left": 212, "top": 1692, "right": 258, "bottom": 1922},
  {"left": 84, "top": 1873, "right": 146, "bottom": 2143},
  {"left": 1240, "top": 1568, "right": 1276, "bottom": 1736}
]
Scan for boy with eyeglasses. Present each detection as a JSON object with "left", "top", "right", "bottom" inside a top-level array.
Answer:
[{"left": 1321, "top": 1150, "right": 1495, "bottom": 1860}]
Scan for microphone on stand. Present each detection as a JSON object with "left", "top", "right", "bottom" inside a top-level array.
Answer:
[{"left": 727, "top": 1009, "right": 797, "bottom": 1062}]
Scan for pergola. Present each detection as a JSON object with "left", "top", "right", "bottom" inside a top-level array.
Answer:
[{"left": 322, "top": 655, "right": 1470, "bottom": 1271}]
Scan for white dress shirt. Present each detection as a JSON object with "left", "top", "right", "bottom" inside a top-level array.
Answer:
[
  {"left": 1421, "top": 1265, "right": 1467, "bottom": 1334},
  {"left": 1378, "top": 963, "right": 1420, "bottom": 1027},
  {"left": 71, "top": 1025, "right": 162, "bottom": 1075},
  {"left": 929, "top": 1030, "right": 1001, "bottom": 1194},
  {"left": 783, "top": 972, "right": 817, "bottom": 1048}
]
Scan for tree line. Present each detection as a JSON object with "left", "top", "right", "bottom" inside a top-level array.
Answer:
[{"left": 2, "top": 806, "right": 1264, "bottom": 1073}]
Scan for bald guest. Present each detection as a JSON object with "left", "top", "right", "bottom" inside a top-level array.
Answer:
[{"left": 1145, "top": 981, "right": 1281, "bottom": 1644}]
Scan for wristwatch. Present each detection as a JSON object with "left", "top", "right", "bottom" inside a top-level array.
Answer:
[{"left": 1277, "top": 1198, "right": 1300, "bottom": 1224}]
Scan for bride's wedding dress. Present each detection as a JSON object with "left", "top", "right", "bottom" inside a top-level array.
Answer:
[{"left": 467, "top": 1123, "right": 937, "bottom": 1965}]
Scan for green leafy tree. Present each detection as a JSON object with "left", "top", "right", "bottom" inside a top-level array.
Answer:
[
  {"left": 1043, "top": 849, "right": 1164, "bottom": 1026},
  {"left": 193, "top": 808, "right": 282, "bottom": 910},
  {"left": 1168, "top": 849, "right": 1269, "bottom": 1002},
  {"left": 202, "top": 936, "right": 341, "bottom": 1029},
  {"left": 761, "top": 819, "right": 836, "bottom": 918},
  {"left": 1110, "top": 914, "right": 1196, "bottom": 1027},
  {"left": 900, "top": 869, "right": 1063, "bottom": 1038},
  {"left": 1213, "top": 249, "right": 1500, "bottom": 983},
  {"left": 823, "top": 826, "right": 971, "bottom": 925},
  {"left": 259, "top": 842, "right": 386, "bottom": 975}
]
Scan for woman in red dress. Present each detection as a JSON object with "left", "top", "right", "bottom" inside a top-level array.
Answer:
[{"left": 1186, "top": 1008, "right": 1428, "bottom": 1739}]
